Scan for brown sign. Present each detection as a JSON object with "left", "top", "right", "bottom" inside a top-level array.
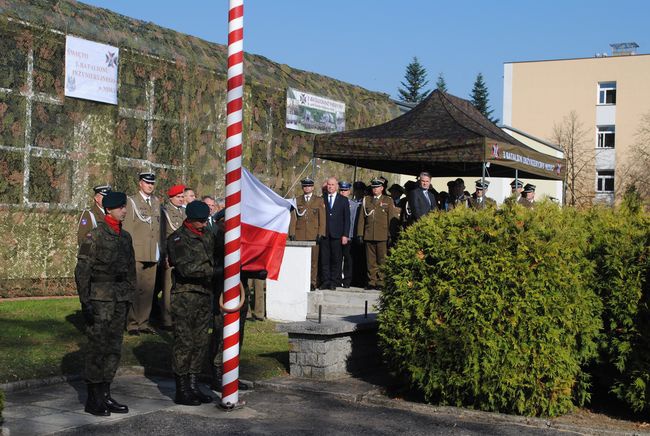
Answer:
[{"left": 484, "top": 140, "right": 565, "bottom": 180}]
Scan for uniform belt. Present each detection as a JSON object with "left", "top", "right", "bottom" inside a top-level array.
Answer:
[
  {"left": 92, "top": 274, "right": 126, "bottom": 283},
  {"left": 174, "top": 276, "right": 210, "bottom": 286}
]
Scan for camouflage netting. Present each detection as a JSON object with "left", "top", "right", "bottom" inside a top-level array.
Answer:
[{"left": 0, "top": 0, "right": 402, "bottom": 296}]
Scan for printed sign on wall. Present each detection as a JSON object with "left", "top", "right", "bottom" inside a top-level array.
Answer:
[
  {"left": 286, "top": 88, "right": 345, "bottom": 134},
  {"left": 65, "top": 35, "right": 119, "bottom": 105}
]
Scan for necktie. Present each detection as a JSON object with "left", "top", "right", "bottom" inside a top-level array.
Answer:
[
  {"left": 423, "top": 190, "right": 431, "bottom": 206},
  {"left": 145, "top": 197, "right": 151, "bottom": 206},
  {"left": 329, "top": 195, "right": 333, "bottom": 209}
]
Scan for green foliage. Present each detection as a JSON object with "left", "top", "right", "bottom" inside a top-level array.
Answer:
[
  {"left": 379, "top": 203, "right": 602, "bottom": 416},
  {"left": 470, "top": 72, "right": 498, "bottom": 124},
  {"left": 585, "top": 201, "right": 650, "bottom": 413},
  {"left": 436, "top": 73, "right": 447, "bottom": 92},
  {"left": 0, "top": 387, "right": 3, "bottom": 424},
  {"left": 398, "top": 57, "right": 430, "bottom": 103}
]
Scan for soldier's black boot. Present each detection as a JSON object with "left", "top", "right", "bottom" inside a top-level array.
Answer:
[
  {"left": 175, "top": 374, "right": 201, "bottom": 406},
  {"left": 84, "top": 383, "right": 110, "bottom": 416},
  {"left": 102, "top": 382, "right": 129, "bottom": 413},
  {"left": 189, "top": 373, "right": 213, "bottom": 403}
]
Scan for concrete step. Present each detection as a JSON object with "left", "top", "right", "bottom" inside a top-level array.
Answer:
[{"left": 308, "top": 289, "right": 381, "bottom": 318}]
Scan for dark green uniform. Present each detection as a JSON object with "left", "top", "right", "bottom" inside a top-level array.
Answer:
[
  {"left": 167, "top": 225, "right": 218, "bottom": 376},
  {"left": 75, "top": 221, "right": 136, "bottom": 384},
  {"left": 469, "top": 193, "right": 497, "bottom": 209}
]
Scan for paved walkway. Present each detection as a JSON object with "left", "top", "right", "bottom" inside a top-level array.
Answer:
[{"left": 2, "top": 373, "right": 646, "bottom": 435}]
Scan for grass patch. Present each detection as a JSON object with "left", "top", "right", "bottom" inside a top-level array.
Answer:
[{"left": 0, "top": 298, "right": 288, "bottom": 383}]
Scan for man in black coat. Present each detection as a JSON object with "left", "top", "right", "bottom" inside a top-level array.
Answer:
[
  {"left": 320, "top": 176, "right": 350, "bottom": 290},
  {"left": 407, "top": 171, "right": 438, "bottom": 222}
]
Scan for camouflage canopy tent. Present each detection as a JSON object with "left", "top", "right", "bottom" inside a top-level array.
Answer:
[{"left": 314, "top": 90, "right": 566, "bottom": 180}]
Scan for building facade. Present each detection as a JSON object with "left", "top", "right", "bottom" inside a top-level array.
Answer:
[{"left": 503, "top": 45, "right": 650, "bottom": 205}]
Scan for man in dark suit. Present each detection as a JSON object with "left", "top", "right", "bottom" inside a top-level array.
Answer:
[
  {"left": 320, "top": 176, "right": 350, "bottom": 290},
  {"left": 407, "top": 171, "right": 438, "bottom": 223}
]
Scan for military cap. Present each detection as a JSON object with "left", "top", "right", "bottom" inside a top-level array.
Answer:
[
  {"left": 353, "top": 181, "right": 367, "bottom": 190},
  {"left": 510, "top": 179, "right": 524, "bottom": 188},
  {"left": 102, "top": 191, "right": 127, "bottom": 209},
  {"left": 338, "top": 181, "right": 351, "bottom": 190},
  {"left": 522, "top": 183, "right": 536, "bottom": 193},
  {"left": 404, "top": 180, "right": 417, "bottom": 191},
  {"left": 475, "top": 180, "right": 490, "bottom": 190},
  {"left": 185, "top": 200, "right": 210, "bottom": 220},
  {"left": 93, "top": 184, "right": 112, "bottom": 196},
  {"left": 388, "top": 184, "right": 405, "bottom": 195},
  {"left": 370, "top": 178, "right": 383, "bottom": 188},
  {"left": 300, "top": 177, "right": 314, "bottom": 187},
  {"left": 139, "top": 172, "right": 156, "bottom": 183},
  {"left": 167, "top": 184, "right": 185, "bottom": 197},
  {"left": 455, "top": 178, "right": 466, "bottom": 189}
]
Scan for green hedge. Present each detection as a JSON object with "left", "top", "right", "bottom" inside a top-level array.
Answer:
[
  {"left": 378, "top": 202, "right": 603, "bottom": 416},
  {"left": 586, "top": 191, "right": 650, "bottom": 413}
]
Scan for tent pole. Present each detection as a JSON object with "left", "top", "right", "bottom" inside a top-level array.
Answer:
[
  {"left": 481, "top": 162, "right": 486, "bottom": 188},
  {"left": 311, "top": 157, "right": 315, "bottom": 180},
  {"left": 515, "top": 169, "right": 519, "bottom": 185}
]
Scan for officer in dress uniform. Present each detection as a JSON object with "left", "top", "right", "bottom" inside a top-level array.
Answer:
[
  {"left": 77, "top": 185, "right": 111, "bottom": 246},
  {"left": 75, "top": 191, "right": 135, "bottom": 416},
  {"left": 123, "top": 172, "right": 161, "bottom": 335},
  {"left": 288, "top": 177, "right": 325, "bottom": 290},
  {"left": 338, "top": 181, "right": 359, "bottom": 288},
  {"left": 470, "top": 180, "right": 497, "bottom": 209},
  {"left": 504, "top": 179, "right": 525, "bottom": 205},
  {"left": 518, "top": 184, "right": 536, "bottom": 208},
  {"left": 159, "top": 184, "right": 186, "bottom": 330},
  {"left": 167, "top": 201, "right": 218, "bottom": 406},
  {"left": 357, "top": 179, "right": 398, "bottom": 290}
]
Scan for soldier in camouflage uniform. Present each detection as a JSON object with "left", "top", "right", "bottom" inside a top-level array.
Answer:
[
  {"left": 167, "top": 200, "right": 218, "bottom": 405},
  {"left": 159, "top": 184, "right": 186, "bottom": 330},
  {"left": 357, "top": 179, "right": 398, "bottom": 290},
  {"left": 77, "top": 185, "right": 111, "bottom": 246},
  {"left": 288, "top": 177, "right": 325, "bottom": 290},
  {"left": 75, "top": 191, "right": 135, "bottom": 416}
]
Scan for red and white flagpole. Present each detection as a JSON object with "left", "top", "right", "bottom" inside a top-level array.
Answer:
[{"left": 222, "top": 0, "right": 244, "bottom": 408}]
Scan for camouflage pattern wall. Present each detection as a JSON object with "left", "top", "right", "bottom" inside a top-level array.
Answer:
[{"left": 0, "top": 1, "right": 401, "bottom": 296}]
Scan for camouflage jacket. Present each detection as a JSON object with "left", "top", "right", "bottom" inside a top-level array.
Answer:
[
  {"left": 167, "top": 224, "right": 220, "bottom": 295},
  {"left": 75, "top": 221, "right": 137, "bottom": 305}
]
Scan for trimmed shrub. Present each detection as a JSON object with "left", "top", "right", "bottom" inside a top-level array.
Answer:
[
  {"left": 586, "top": 193, "right": 650, "bottom": 413},
  {"left": 378, "top": 202, "right": 602, "bottom": 416}
]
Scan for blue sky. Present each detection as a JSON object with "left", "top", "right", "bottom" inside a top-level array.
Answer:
[{"left": 81, "top": 0, "right": 649, "bottom": 121}]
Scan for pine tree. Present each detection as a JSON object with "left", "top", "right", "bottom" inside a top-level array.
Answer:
[
  {"left": 436, "top": 72, "right": 448, "bottom": 92},
  {"left": 398, "top": 57, "right": 430, "bottom": 103},
  {"left": 470, "top": 73, "right": 498, "bottom": 123}
]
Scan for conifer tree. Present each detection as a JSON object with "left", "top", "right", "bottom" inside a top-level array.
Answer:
[
  {"left": 398, "top": 57, "right": 430, "bottom": 103},
  {"left": 470, "top": 73, "right": 498, "bottom": 123},
  {"left": 436, "top": 72, "right": 448, "bottom": 92}
]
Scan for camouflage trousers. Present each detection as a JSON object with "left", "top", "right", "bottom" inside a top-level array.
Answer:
[
  {"left": 85, "top": 300, "right": 128, "bottom": 383},
  {"left": 171, "top": 291, "right": 211, "bottom": 375}
]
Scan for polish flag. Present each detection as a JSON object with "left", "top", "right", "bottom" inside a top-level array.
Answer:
[{"left": 241, "top": 167, "right": 295, "bottom": 280}]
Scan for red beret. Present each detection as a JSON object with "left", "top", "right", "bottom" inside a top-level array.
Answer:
[{"left": 167, "top": 184, "right": 185, "bottom": 197}]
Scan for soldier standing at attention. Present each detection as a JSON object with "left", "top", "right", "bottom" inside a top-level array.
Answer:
[
  {"left": 288, "top": 178, "right": 325, "bottom": 290},
  {"left": 123, "top": 172, "right": 161, "bottom": 335},
  {"left": 77, "top": 185, "right": 111, "bottom": 246},
  {"left": 167, "top": 200, "right": 218, "bottom": 405},
  {"left": 469, "top": 180, "right": 497, "bottom": 209},
  {"left": 159, "top": 184, "right": 186, "bottom": 331},
  {"left": 75, "top": 191, "right": 135, "bottom": 416},
  {"left": 357, "top": 179, "right": 397, "bottom": 290},
  {"left": 518, "top": 184, "right": 536, "bottom": 208}
]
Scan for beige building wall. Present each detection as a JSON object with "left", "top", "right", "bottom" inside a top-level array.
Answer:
[{"left": 503, "top": 54, "right": 650, "bottom": 204}]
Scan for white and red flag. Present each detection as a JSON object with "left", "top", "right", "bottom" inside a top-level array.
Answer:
[{"left": 240, "top": 167, "right": 295, "bottom": 280}]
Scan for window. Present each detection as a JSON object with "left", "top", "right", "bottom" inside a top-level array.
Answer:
[
  {"left": 597, "top": 170, "right": 615, "bottom": 192},
  {"left": 597, "top": 125, "right": 615, "bottom": 148},
  {"left": 598, "top": 82, "right": 616, "bottom": 105}
]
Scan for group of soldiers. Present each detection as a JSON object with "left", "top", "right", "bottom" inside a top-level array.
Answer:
[
  {"left": 74, "top": 170, "right": 538, "bottom": 416},
  {"left": 75, "top": 172, "right": 253, "bottom": 415},
  {"left": 290, "top": 171, "right": 538, "bottom": 291}
]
